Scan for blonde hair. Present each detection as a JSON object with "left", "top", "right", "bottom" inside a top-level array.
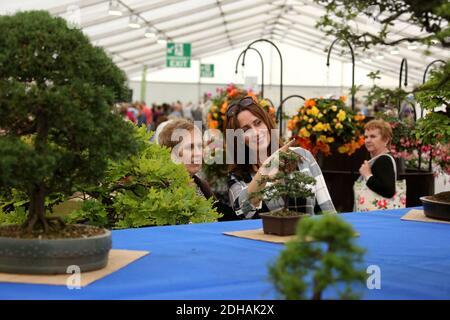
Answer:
[
  {"left": 158, "top": 118, "right": 197, "bottom": 149},
  {"left": 364, "top": 119, "right": 393, "bottom": 146}
]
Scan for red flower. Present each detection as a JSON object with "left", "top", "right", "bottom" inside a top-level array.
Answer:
[{"left": 377, "top": 199, "right": 388, "bottom": 209}]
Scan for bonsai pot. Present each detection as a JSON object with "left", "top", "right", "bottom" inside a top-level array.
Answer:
[
  {"left": 0, "top": 225, "right": 112, "bottom": 275},
  {"left": 260, "top": 212, "right": 309, "bottom": 236},
  {"left": 420, "top": 193, "right": 450, "bottom": 221}
]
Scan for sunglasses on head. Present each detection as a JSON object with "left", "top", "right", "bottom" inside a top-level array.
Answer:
[{"left": 226, "top": 96, "right": 256, "bottom": 118}]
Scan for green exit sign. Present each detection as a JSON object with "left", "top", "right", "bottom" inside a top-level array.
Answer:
[
  {"left": 200, "top": 64, "right": 214, "bottom": 78},
  {"left": 166, "top": 43, "right": 191, "bottom": 68}
]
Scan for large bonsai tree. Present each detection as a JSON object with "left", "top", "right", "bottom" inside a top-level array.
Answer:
[
  {"left": 0, "top": 11, "right": 137, "bottom": 233},
  {"left": 269, "top": 214, "right": 366, "bottom": 300}
]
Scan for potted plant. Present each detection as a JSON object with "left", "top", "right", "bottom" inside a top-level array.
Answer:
[
  {"left": 250, "top": 150, "right": 317, "bottom": 236},
  {"left": 0, "top": 11, "right": 138, "bottom": 274},
  {"left": 269, "top": 213, "right": 366, "bottom": 300},
  {"left": 65, "top": 128, "right": 221, "bottom": 228}
]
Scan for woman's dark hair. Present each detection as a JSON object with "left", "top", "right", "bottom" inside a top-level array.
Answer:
[{"left": 225, "top": 99, "right": 280, "bottom": 180}]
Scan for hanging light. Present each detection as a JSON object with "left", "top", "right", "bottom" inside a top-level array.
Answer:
[
  {"left": 108, "top": 1, "right": 122, "bottom": 16},
  {"left": 407, "top": 43, "right": 418, "bottom": 50},
  {"left": 157, "top": 35, "right": 167, "bottom": 45},
  {"left": 390, "top": 48, "right": 399, "bottom": 55},
  {"left": 144, "top": 27, "right": 156, "bottom": 38},
  {"left": 128, "top": 15, "right": 141, "bottom": 29}
]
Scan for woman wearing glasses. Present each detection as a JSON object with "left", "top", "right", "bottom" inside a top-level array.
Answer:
[{"left": 226, "top": 96, "right": 336, "bottom": 219}]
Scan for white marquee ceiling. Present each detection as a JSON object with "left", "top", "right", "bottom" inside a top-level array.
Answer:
[{"left": 1, "top": 0, "right": 449, "bottom": 83}]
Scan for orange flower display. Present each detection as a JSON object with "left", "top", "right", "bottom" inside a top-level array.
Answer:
[{"left": 288, "top": 97, "right": 366, "bottom": 157}]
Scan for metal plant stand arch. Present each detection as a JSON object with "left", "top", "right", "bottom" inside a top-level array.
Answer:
[
  {"left": 244, "top": 39, "right": 284, "bottom": 136},
  {"left": 235, "top": 47, "right": 265, "bottom": 98}
]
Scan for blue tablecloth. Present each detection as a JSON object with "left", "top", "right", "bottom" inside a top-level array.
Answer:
[{"left": 1, "top": 207, "right": 450, "bottom": 300}]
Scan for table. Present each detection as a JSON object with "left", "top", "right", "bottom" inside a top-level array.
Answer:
[{"left": 1, "top": 207, "right": 450, "bottom": 300}]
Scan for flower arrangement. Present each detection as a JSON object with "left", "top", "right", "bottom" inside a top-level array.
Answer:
[
  {"left": 379, "top": 112, "right": 450, "bottom": 178},
  {"left": 288, "top": 97, "right": 366, "bottom": 157},
  {"left": 206, "top": 83, "right": 275, "bottom": 131}
]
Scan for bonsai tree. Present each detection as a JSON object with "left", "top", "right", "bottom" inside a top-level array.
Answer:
[
  {"left": 66, "top": 128, "right": 221, "bottom": 229},
  {"left": 0, "top": 11, "right": 138, "bottom": 234},
  {"left": 250, "top": 150, "right": 316, "bottom": 215},
  {"left": 269, "top": 214, "right": 366, "bottom": 300}
]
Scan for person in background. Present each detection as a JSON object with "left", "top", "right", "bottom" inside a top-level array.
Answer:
[
  {"left": 358, "top": 119, "right": 396, "bottom": 198},
  {"left": 169, "top": 102, "right": 183, "bottom": 119},
  {"left": 137, "top": 103, "right": 148, "bottom": 128},
  {"left": 141, "top": 101, "right": 153, "bottom": 129},
  {"left": 120, "top": 104, "right": 136, "bottom": 124},
  {"left": 158, "top": 118, "right": 238, "bottom": 221}
]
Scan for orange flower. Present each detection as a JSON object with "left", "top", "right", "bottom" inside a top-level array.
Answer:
[
  {"left": 288, "top": 119, "right": 296, "bottom": 131},
  {"left": 228, "top": 89, "right": 238, "bottom": 97},
  {"left": 340, "top": 96, "right": 347, "bottom": 102},
  {"left": 296, "top": 137, "right": 313, "bottom": 152},
  {"left": 247, "top": 91, "right": 258, "bottom": 102},
  {"left": 357, "top": 135, "right": 365, "bottom": 146},
  {"left": 354, "top": 113, "right": 365, "bottom": 122},
  {"left": 304, "top": 99, "right": 316, "bottom": 108},
  {"left": 314, "top": 141, "right": 331, "bottom": 156},
  {"left": 209, "top": 120, "right": 219, "bottom": 129},
  {"left": 221, "top": 101, "right": 228, "bottom": 114}
]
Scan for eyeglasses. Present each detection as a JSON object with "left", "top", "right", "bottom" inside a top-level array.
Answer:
[{"left": 226, "top": 96, "right": 256, "bottom": 118}]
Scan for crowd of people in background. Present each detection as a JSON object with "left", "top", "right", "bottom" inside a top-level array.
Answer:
[{"left": 117, "top": 99, "right": 207, "bottom": 133}]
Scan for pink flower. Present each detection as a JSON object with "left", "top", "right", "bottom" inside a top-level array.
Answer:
[
  {"left": 359, "top": 196, "right": 365, "bottom": 204},
  {"left": 400, "top": 195, "right": 406, "bottom": 205}
]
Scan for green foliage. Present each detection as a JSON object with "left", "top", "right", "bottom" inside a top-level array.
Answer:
[
  {"left": 415, "top": 112, "right": 450, "bottom": 145},
  {"left": 250, "top": 151, "right": 316, "bottom": 213},
  {"left": 0, "top": 11, "right": 138, "bottom": 225},
  {"left": 365, "top": 86, "right": 408, "bottom": 109},
  {"left": 415, "top": 62, "right": 450, "bottom": 110},
  {"left": 67, "top": 127, "right": 221, "bottom": 229},
  {"left": 0, "top": 188, "right": 65, "bottom": 225},
  {"left": 269, "top": 214, "right": 366, "bottom": 300},
  {"left": 315, "top": 0, "right": 449, "bottom": 49},
  {"left": 414, "top": 62, "right": 450, "bottom": 145}
]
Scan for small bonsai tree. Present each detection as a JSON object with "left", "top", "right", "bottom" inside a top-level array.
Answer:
[
  {"left": 269, "top": 214, "right": 366, "bottom": 300},
  {"left": 250, "top": 150, "right": 316, "bottom": 215},
  {"left": 66, "top": 127, "right": 221, "bottom": 229},
  {"left": 0, "top": 11, "right": 137, "bottom": 233}
]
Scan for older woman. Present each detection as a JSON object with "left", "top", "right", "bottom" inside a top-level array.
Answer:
[
  {"left": 358, "top": 119, "right": 397, "bottom": 198},
  {"left": 158, "top": 118, "right": 237, "bottom": 221}
]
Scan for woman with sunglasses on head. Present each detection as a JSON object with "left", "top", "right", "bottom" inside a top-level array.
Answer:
[{"left": 226, "top": 96, "right": 336, "bottom": 219}]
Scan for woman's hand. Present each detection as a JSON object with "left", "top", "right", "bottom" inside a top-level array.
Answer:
[
  {"left": 359, "top": 160, "right": 372, "bottom": 180},
  {"left": 247, "top": 139, "right": 297, "bottom": 207},
  {"left": 258, "top": 138, "right": 297, "bottom": 177}
]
